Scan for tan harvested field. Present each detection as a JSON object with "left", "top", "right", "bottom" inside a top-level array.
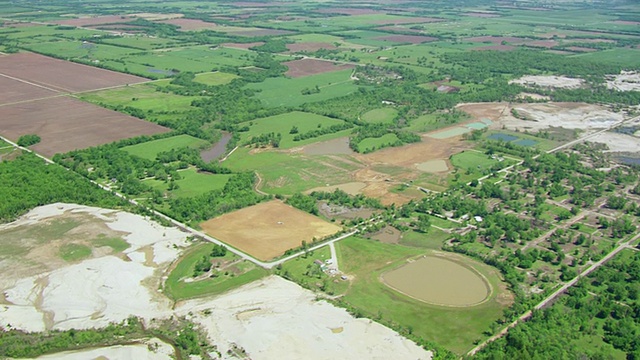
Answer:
[
  {"left": 375, "top": 35, "right": 437, "bottom": 44},
  {"left": 53, "top": 15, "right": 135, "bottom": 27},
  {"left": 0, "top": 96, "right": 170, "bottom": 157},
  {"left": 286, "top": 42, "right": 338, "bottom": 52},
  {"left": 465, "top": 12, "right": 500, "bottom": 18},
  {"left": 0, "top": 75, "right": 59, "bottom": 105},
  {"left": 200, "top": 200, "right": 342, "bottom": 261},
  {"left": 284, "top": 58, "right": 354, "bottom": 78},
  {"left": 0, "top": 53, "right": 147, "bottom": 92},
  {"left": 157, "top": 18, "right": 218, "bottom": 31},
  {"left": 416, "top": 159, "right": 449, "bottom": 173}
]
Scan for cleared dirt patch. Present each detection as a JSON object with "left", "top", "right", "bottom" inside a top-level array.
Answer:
[
  {"left": 374, "top": 35, "right": 437, "bottom": 44},
  {"left": 370, "top": 225, "right": 401, "bottom": 244},
  {"left": 284, "top": 58, "right": 354, "bottom": 78},
  {"left": 180, "top": 276, "right": 432, "bottom": 359},
  {"left": 200, "top": 200, "right": 342, "bottom": 261},
  {"left": 286, "top": 42, "right": 338, "bottom": 52},
  {"left": 0, "top": 96, "right": 170, "bottom": 157},
  {"left": 382, "top": 255, "right": 490, "bottom": 307},
  {"left": 606, "top": 71, "right": 640, "bottom": 91},
  {"left": 416, "top": 159, "right": 449, "bottom": 173},
  {"left": 53, "top": 15, "right": 135, "bottom": 27},
  {"left": 302, "top": 137, "right": 354, "bottom": 155},
  {"left": 157, "top": 18, "right": 218, "bottom": 31},
  {"left": 509, "top": 75, "right": 584, "bottom": 89},
  {"left": 0, "top": 53, "right": 147, "bottom": 92},
  {"left": 588, "top": 132, "right": 640, "bottom": 153},
  {"left": 465, "top": 12, "right": 500, "bottom": 18},
  {"left": 0, "top": 75, "right": 59, "bottom": 105}
]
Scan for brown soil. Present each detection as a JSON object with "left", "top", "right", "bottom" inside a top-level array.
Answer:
[
  {"left": 284, "top": 58, "right": 354, "bottom": 78},
  {"left": 374, "top": 35, "right": 437, "bottom": 44},
  {"left": 0, "top": 75, "right": 59, "bottom": 105},
  {"left": 370, "top": 225, "right": 402, "bottom": 244},
  {"left": 465, "top": 12, "right": 500, "bottom": 18},
  {"left": 525, "top": 40, "right": 558, "bottom": 48},
  {"left": 286, "top": 42, "right": 338, "bottom": 52},
  {"left": 0, "top": 53, "right": 147, "bottom": 92},
  {"left": 0, "top": 96, "right": 170, "bottom": 157},
  {"left": 157, "top": 18, "right": 218, "bottom": 31},
  {"left": 200, "top": 200, "right": 342, "bottom": 261}
]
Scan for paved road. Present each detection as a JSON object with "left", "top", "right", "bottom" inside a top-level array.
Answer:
[{"left": 329, "top": 242, "right": 339, "bottom": 272}]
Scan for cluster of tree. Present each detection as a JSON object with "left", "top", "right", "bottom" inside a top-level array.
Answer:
[
  {"left": 286, "top": 193, "right": 319, "bottom": 215},
  {"left": 245, "top": 132, "right": 281, "bottom": 148},
  {"left": 310, "top": 189, "right": 384, "bottom": 209},
  {"left": 167, "top": 172, "right": 266, "bottom": 224},
  {"left": 0, "top": 153, "right": 130, "bottom": 223},
  {"left": 16, "top": 134, "right": 41, "bottom": 147},
  {"left": 476, "top": 251, "right": 640, "bottom": 359},
  {"left": 349, "top": 123, "right": 421, "bottom": 153},
  {"left": 250, "top": 39, "right": 290, "bottom": 53},
  {"left": 292, "top": 122, "right": 353, "bottom": 141}
]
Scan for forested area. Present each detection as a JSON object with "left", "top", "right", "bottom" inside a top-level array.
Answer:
[
  {"left": 0, "top": 153, "right": 130, "bottom": 222},
  {"left": 475, "top": 250, "right": 640, "bottom": 360}
]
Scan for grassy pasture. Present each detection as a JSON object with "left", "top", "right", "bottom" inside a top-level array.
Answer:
[
  {"left": 193, "top": 71, "right": 239, "bottom": 86},
  {"left": 121, "top": 135, "right": 207, "bottom": 160},
  {"left": 247, "top": 69, "right": 357, "bottom": 107},
  {"left": 100, "top": 36, "right": 185, "bottom": 50},
  {"left": 164, "top": 243, "right": 268, "bottom": 300},
  {"left": 239, "top": 111, "right": 349, "bottom": 149},
  {"left": 336, "top": 236, "right": 511, "bottom": 355},
  {"left": 80, "top": 84, "right": 200, "bottom": 113},
  {"left": 450, "top": 151, "right": 501, "bottom": 172},
  {"left": 361, "top": 108, "right": 397, "bottom": 124},
  {"left": 59, "top": 243, "right": 92, "bottom": 262},
  {"left": 357, "top": 133, "right": 399, "bottom": 153},
  {"left": 146, "top": 168, "right": 232, "bottom": 198},
  {"left": 24, "top": 39, "right": 139, "bottom": 60},
  {"left": 223, "top": 147, "right": 360, "bottom": 195},
  {"left": 571, "top": 48, "right": 640, "bottom": 67}
]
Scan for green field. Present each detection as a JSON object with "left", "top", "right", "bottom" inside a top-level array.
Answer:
[
  {"left": 571, "top": 48, "right": 640, "bottom": 67},
  {"left": 164, "top": 243, "right": 268, "bottom": 300},
  {"left": 361, "top": 108, "right": 397, "bottom": 124},
  {"left": 357, "top": 133, "right": 399, "bottom": 153},
  {"left": 247, "top": 69, "right": 358, "bottom": 107},
  {"left": 59, "top": 243, "right": 92, "bottom": 262},
  {"left": 239, "top": 111, "right": 350, "bottom": 149},
  {"left": 80, "top": 84, "right": 200, "bottom": 113},
  {"left": 224, "top": 147, "right": 359, "bottom": 195},
  {"left": 450, "top": 151, "right": 501, "bottom": 172},
  {"left": 122, "top": 135, "right": 208, "bottom": 160},
  {"left": 194, "top": 71, "right": 239, "bottom": 86},
  {"left": 146, "top": 168, "right": 232, "bottom": 198},
  {"left": 336, "top": 236, "right": 511, "bottom": 355}
]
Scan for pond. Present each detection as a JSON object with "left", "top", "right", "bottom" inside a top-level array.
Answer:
[{"left": 382, "top": 255, "right": 490, "bottom": 307}]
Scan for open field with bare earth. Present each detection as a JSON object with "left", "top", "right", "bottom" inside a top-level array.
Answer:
[
  {"left": 509, "top": 75, "right": 584, "bottom": 89},
  {"left": 157, "top": 18, "right": 218, "bottom": 31},
  {"left": 0, "top": 53, "right": 147, "bottom": 92},
  {"left": 0, "top": 96, "right": 170, "bottom": 157},
  {"left": 180, "top": 275, "right": 432, "bottom": 360},
  {"left": 228, "top": 28, "right": 295, "bottom": 37},
  {"left": 0, "top": 204, "right": 431, "bottom": 360},
  {"left": 200, "top": 200, "right": 342, "bottom": 261},
  {"left": 606, "top": 71, "right": 640, "bottom": 91},
  {"left": 588, "top": 132, "right": 640, "bottom": 153},
  {"left": 284, "top": 58, "right": 354, "bottom": 78},
  {"left": 52, "top": 15, "right": 135, "bottom": 27},
  {"left": 472, "top": 45, "right": 515, "bottom": 51},
  {"left": 0, "top": 75, "right": 59, "bottom": 105},
  {"left": 286, "top": 42, "right": 338, "bottom": 52}
]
